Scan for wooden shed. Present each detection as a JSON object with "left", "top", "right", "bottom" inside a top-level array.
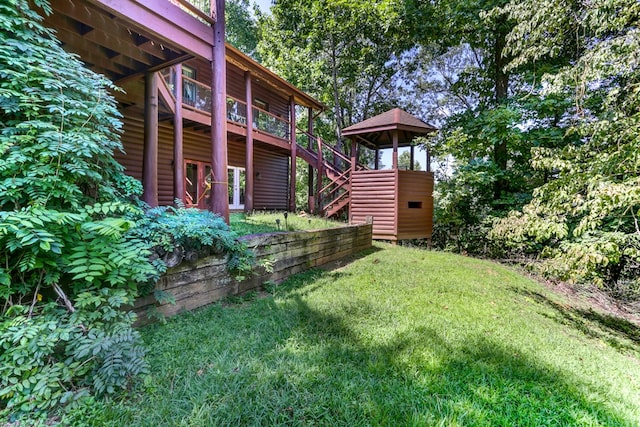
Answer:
[{"left": 343, "top": 109, "right": 437, "bottom": 242}]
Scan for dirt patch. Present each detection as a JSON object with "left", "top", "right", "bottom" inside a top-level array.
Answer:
[{"left": 523, "top": 270, "right": 640, "bottom": 328}]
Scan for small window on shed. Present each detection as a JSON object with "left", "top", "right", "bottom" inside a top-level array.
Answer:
[{"left": 408, "top": 201, "right": 422, "bottom": 209}]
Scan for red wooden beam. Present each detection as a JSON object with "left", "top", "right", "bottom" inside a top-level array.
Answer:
[
  {"left": 173, "top": 64, "right": 185, "bottom": 203},
  {"left": 210, "top": 0, "right": 229, "bottom": 221},
  {"left": 142, "top": 72, "right": 159, "bottom": 207},
  {"left": 307, "top": 107, "right": 315, "bottom": 213},
  {"left": 289, "top": 97, "right": 297, "bottom": 212},
  {"left": 244, "top": 70, "right": 254, "bottom": 212},
  {"left": 89, "top": 0, "right": 213, "bottom": 61},
  {"left": 49, "top": 2, "right": 161, "bottom": 65},
  {"left": 392, "top": 130, "right": 399, "bottom": 170},
  {"left": 410, "top": 145, "right": 415, "bottom": 171}
]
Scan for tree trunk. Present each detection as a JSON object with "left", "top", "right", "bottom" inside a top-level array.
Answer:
[
  {"left": 330, "top": 34, "right": 344, "bottom": 169},
  {"left": 493, "top": 21, "right": 509, "bottom": 201}
]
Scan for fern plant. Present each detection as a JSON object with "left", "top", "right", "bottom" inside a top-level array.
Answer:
[{"left": 0, "top": 1, "right": 158, "bottom": 422}]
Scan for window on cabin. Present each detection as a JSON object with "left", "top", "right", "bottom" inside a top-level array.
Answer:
[
  {"left": 254, "top": 98, "right": 269, "bottom": 111},
  {"left": 182, "top": 65, "right": 197, "bottom": 107},
  {"left": 408, "top": 201, "right": 422, "bottom": 209}
]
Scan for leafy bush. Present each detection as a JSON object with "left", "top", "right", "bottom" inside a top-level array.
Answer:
[
  {"left": 0, "top": 292, "right": 146, "bottom": 422},
  {"left": 130, "top": 204, "right": 255, "bottom": 279},
  {"left": 0, "top": 1, "right": 257, "bottom": 422},
  {"left": 489, "top": 0, "right": 640, "bottom": 296},
  {"left": 0, "top": 1, "right": 158, "bottom": 421}
]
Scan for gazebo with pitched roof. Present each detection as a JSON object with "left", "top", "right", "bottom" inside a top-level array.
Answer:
[{"left": 342, "top": 108, "right": 437, "bottom": 242}]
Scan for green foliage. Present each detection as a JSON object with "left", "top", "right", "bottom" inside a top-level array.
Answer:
[
  {"left": 397, "top": 150, "right": 421, "bottom": 171},
  {"left": 0, "top": 1, "right": 157, "bottom": 421},
  {"left": 258, "top": 0, "right": 421, "bottom": 146},
  {"left": 489, "top": 0, "right": 640, "bottom": 293},
  {"left": 0, "top": 1, "right": 126, "bottom": 211},
  {"left": 0, "top": 293, "right": 147, "bottom": 422},
  {"left": 130, "top": 204, "right": 255, "bottom": 278},
  {"left": 226, "top": 0, "right": 260, "bottom": 59}
]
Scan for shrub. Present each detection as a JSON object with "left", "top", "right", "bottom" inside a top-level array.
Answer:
[
  {"left": 130, "top": 204, "right": 255, "bottom": 279},
  {"left": 0, "top": 1, "right": 157, "bottom": 421}
]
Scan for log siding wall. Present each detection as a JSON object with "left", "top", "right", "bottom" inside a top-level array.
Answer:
[
  {"left": 397, "top": 170, "right": 434, "bottom": 240},
  {"left": 134, "top": 224, "right": 373, "bottom": 324},
  {"left": 350, "top": 169, "right": 434, "bottom": 241},
  {"left": 115, "top": 115, "right": 290, "bottom": 209},
  {"left": 350, "top": 170, "right": 397, "bottom": 239}
]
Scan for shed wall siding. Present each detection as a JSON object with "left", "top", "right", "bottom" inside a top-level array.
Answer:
[
  {"left": 350, "top": 170, "right": 397, "bottom": 239},
  {"left": 253, "top": 148, "right": 289, "bottom": 210},
  {"left": 397, "top": 170, "right": 434, "bottom": 240}
]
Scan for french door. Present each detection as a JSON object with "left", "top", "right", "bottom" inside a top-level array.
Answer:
[
  {"left": 185, "top": 160, "right": 211, "bottom": 209},
  {"left": 228, "top": 167, "right": 246, "bottom": 210},
  {"left": 185, "top": 160, "right": 245, "bottom": 211}
]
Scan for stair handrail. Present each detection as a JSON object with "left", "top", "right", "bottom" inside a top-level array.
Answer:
[
  {"left": 296, "top": 128, "right": 351, "bottom": 167},
  {"left": 319, "top": 166, "right": 351, "bottom": 196},
  {"left": 324, "top": 190, "right": 350, "bottom": 216}
]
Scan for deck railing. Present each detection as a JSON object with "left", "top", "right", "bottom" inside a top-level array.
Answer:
[
  {"left": 182, "top": 75, "right": 212, "bottom": 113},
  {"left": 162, "top": 70, "right": 289, "bottom": 140},
  {"left": 170, "top": 0, "right": 215, "bottom": 24},
  {"left": 252, "top": 107, "right": 289, "bottom": 139},
  {"left": 226, "top": 95, "right": 247, "bottom": 126}
]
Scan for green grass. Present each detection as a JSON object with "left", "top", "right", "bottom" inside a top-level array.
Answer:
[
  {"left": 230, "top": 211, "right": 346, "bottom": 236},
  {"left": 71, "top": 244, "right": 640, "bottom": 426}
]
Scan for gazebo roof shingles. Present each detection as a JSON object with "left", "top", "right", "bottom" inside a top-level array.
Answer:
[{"left": 342, "top": 108, "right": 437, "bottom": 149}]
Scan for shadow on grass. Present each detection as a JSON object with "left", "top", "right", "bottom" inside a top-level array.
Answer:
[
  {"left": 104, "top": 267, "right": 634, "bottom": 426},
  {"left": 513, "top": 288, "right": 640, "bottom": 354},
  {"left": 272, "top": 293, "right": 630, "bottom": 426}
]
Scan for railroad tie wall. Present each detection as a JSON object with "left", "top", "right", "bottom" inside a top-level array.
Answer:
[{"left": 133, "top": 224, "right": 373, "bottom": 323}]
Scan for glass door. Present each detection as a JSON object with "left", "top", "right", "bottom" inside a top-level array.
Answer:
[
  {"left": 185, "top": 160, "right": 211, "bottom": 209},
  {"left": 228, "top": 167, "right": 246, "bottom": 210}
]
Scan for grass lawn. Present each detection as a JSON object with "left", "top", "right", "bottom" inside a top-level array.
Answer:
[
  {"left": 77, "top": 244, "right": 640, "bottom": 426},
  {"left": 230, "top": 212, "right": 346, "bottom": 236}
]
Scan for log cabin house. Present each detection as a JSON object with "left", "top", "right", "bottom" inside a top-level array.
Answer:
[
  {"left": 39, "top": 0, "right": 330, "bottom": 222},
  {"left": 39, "top": 0, "right": 436, "bottom": 241}
]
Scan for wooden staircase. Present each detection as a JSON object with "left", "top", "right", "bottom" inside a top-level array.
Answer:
[{"left": 296, "top": 130, "right": 367, "bottom": 218}]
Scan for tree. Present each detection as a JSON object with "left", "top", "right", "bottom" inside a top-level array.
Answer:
[
  {"left": 490, "top": 0, "right": 640, "bottom": 291},
  {"left": 0, "top": 0, "right": 157, "bottom": 418},
  {"left": 226, "top": 0, "right": 260, "bottom": 58},
  {"left": 257, "top": 0, "right": 426, "bottom": 151},
  {"left": 412, "top": 0, "right": 583, "bottom": 254},
  {"left": 398, "top": 150, "right": 421, "bottom": 171}
]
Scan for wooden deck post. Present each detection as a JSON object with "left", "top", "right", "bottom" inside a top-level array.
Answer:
[
  {"left": 410, "top": 145, "right": 415, "bottom": 171},
  {"left": 244, "top": 71, "right": 254, "bottom": 212},
  {"left": 173, "top": 64, "right": 185, "bottom": 203},
  {"left": 210, "top": 0, "right": 229, "bottom": 222},
  {"left": 426, "top": 144, "right": 431, "bottom": 172},
  {"left": 289, "top": 96, "right": 297, "bottom": 212},
  {"left": 143, "top": 71, "right": 158, "bottom": 207},
  {"left": 392, "top": 130, "right": 399, "bottom": 170},
  {"left": 375, "top": 149, "right": 379, "bottom": 170},
  {"left": 350, "top": 138, "right": 357, "bottom": 170},
  {"left": 307, "top": 107, "right": 315, "bottom": 213}
]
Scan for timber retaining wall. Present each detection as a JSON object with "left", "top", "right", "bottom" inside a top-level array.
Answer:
[{"left": 134, "top": 223, "right": 373, "bottom": 323}]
